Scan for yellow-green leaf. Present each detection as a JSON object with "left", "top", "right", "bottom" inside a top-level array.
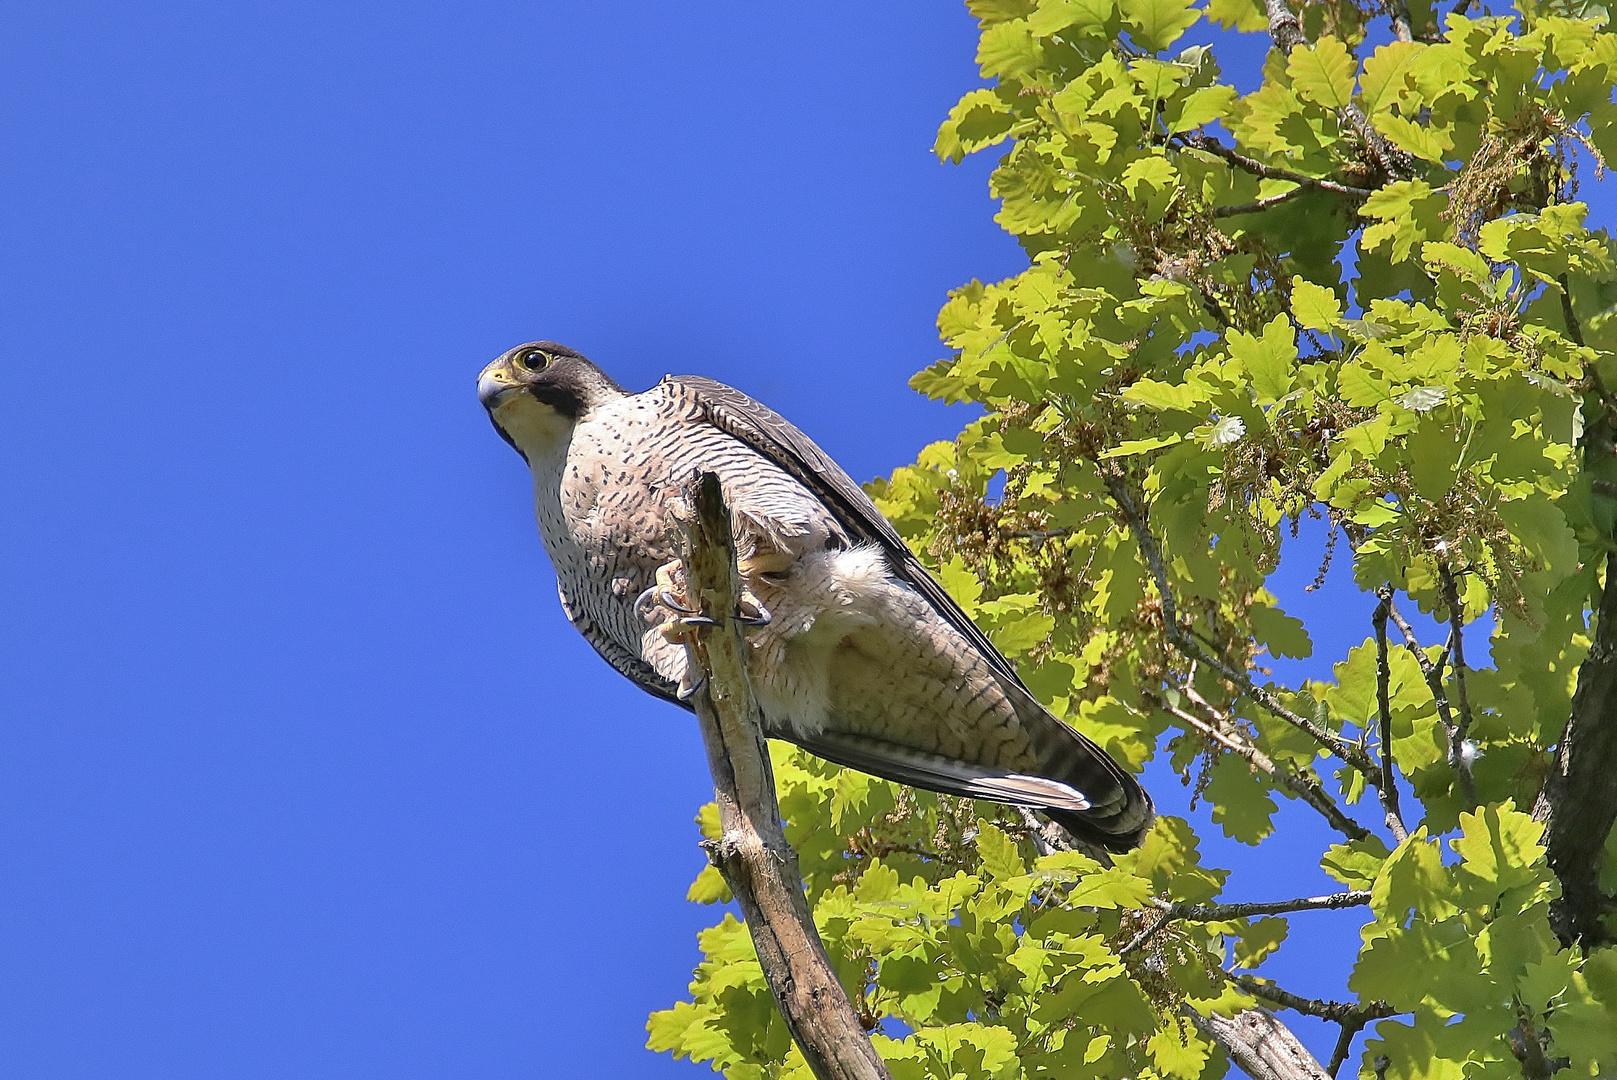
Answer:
[
  {"left": 1168, "top": 84, "right": 1238, "bottom": 132},
  {"left": 1291, "top": 276, "right": 1343, "bottom": 330},
  {"left": 1360, "top": 40, "right": 1425, "bottom": 116},
  {"left": 1288, "top": 37, "right": 1356, "bottom": 110},
  {"left": 1120, "top": 0, "right": 1200, "bottom": 52}
]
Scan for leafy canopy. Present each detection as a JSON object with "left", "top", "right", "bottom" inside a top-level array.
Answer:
[{"left": 650, "top": 0, "right": 1617, "bottom": 1075}]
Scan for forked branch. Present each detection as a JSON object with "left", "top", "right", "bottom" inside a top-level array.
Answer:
[
  {"left": 1146, "top": 687, "right": 1372, "bottom": 841},
  {"left": 1384, "top": 595, "right": 1479, "bottom": 805},
  {"left": 1104, "top": 473, "right": 1382, "bottom": 782},
  {"left": 1372, "top": 590, "right": 1410, "bottom": 842},
  {"left": 680, "top": 472, "right": 891, "bottom": 1080}
]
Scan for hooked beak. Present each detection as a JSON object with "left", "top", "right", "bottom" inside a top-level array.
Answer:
[{"left": 477, "top": 366, "right": 519, "bottom": 409}]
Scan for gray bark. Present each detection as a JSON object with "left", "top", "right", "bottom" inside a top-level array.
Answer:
[{"left": 680, "top": 471, "right": 891, "bottom": 1080}]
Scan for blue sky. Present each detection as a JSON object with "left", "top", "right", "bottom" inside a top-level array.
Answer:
[{"left": 0, "top": 3, "right": 1593, "bottom": 1078}]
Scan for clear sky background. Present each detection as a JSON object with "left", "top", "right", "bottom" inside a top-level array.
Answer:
[{"left": 2, "top": 3, "right": 1605, "bottom": 1078}]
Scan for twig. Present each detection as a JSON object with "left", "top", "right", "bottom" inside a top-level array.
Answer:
[
  {"left": 1181, "top": 133, "right": 1373, "bottom": 198},
  {"left": 1104, "top": 473, "right": 1381, "bottom": 779},
  {"left": 1119, "top": 909, "right": 1177, "bottom": 955},
  {"left": 1233, "top": 975, "right": 1394, "bottom": 1025},
  {"left": 1213, "top": 187, "right": 1313, "bottom": 218},
  {"left": 1372, "top": 590, "right": 1410, "bottom": 842},
  {"left": 680, "top": 472, "right": 890, "bottom": 1080},
  {"left": 1152, "top": 890, "right": 1371, "bottom": 922},
  {"left": 1438, "top": 563, "right": 1480, "bottom": 809},
  {"left": 1147, "top": 690, "right": 1373, "bottom": 841}
]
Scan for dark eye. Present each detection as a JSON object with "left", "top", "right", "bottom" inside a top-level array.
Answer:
[{"left": 515, "top": 348, "right": 552, "bottom": 373}]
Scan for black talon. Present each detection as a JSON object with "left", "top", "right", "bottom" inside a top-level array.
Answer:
[
  {"left": 678, "top": 615, "right": 720, "bottom": 628},
  {"left": 633, "top": 586, "right": 659, "bottom": 619},
  {"left": 676, "top": 674, "right": 708, "bottom": 701},
  {"left": 734, "top": 600, "right": 773, "bottom": 627},
  {"left": 658, "top": 589, "right": 701, "bottom": 616}
]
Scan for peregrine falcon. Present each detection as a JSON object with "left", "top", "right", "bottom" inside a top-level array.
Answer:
[{"left": 478, "top": 341, "right": 1153, "bottom": 851}]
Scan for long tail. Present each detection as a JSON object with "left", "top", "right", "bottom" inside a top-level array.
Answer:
[{"left": 784, "top": 682, "right": 1154, "bottom": 855}]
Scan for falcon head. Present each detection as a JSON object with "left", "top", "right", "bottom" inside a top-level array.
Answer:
[{"left": 478, "top": 341, "right": 626, "bottom": 458}]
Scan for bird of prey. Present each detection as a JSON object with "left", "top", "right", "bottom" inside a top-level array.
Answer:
[{"left": 477, "top": 341, "right": 1153, "bottom": 851}]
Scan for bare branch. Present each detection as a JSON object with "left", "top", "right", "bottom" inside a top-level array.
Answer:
[
  {"left": 1233, "top": 975, "right": 1395, "bottom": 1026},
  {"left": 1180, "top": 133, "right": 1374, "bottom": 198},
  {"left": 1104, "top": 473, "right": 1382, "bottom": 779},
  {"left": 680, "top": 472, "right": 891, "bottom": 1080},
  {"left": 1213, "top": 187, "right": 1312, "bottom": 218},
  {"left": 1153, "top": 890, "right": 1371, "bottom": 922},
  {"left": 1372, "top": 589, "right": 1410, "bottom": 843}
]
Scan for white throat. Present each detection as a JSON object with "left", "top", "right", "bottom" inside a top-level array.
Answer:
[{"left": 490, "top": 393, "right": 575, "bottom": 466}]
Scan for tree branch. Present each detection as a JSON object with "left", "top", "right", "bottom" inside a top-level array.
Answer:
[
  {"left": 1188, "top": 1006, "right": 1333, "bottom": 1080},
  {"left": 1510, "top": 1001, "right": 1557, "bottom": 1080},
  {"left": 1260, "top": 0, "right": 1414, "bottom": 182},
  {"left": 1213, "top": 187, "right": 1313, "bottom": 218},
  {"left": 1180, "top": 133, "right": 1374, "bottom": 199},
  {"left": 1384, "top": 596, "right": 1479, "bottom": 805},
  {"left": 1104, "top": 473, "right": 1382, "bottom": 780},
  {"left": 1262, "top": 0, "right": 1307, "bottom": 51},
  {"left": 1154, "top": 890, "right": 1371, "bottom": 922},
  {"left": 680, "top": 472, "right": 891, "bottom": 1080},
  {"left": 1232, "top": 976, "right": 1395, "bottom": 1078},
  {"left": 1383, "top": 0, "right": 1415, "bottom": 42},
  {"left": 1119, "top": 909, "right": 1177, "bottom": 955},
  {"left": 1437, "top": 564, "right": 1479, "bottom": 811},
  {"left": 1536, "top": 546, "right": 1617, "bottom": 948},
  {"left": 1559, "top": 272, "right": 1586, "bottom": 346},
  {"left": 1232, "top": 975, "right": 1395, "bottom": 1027},
  {"left": 1147, "top": 689, "right": 1373, "bottom": 841},
  {"left": 1372, "top": 590, "right": 1410, "bottom": 842}
]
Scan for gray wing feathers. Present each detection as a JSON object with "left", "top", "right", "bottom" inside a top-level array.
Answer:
[
  {"left": 667, "top": 375, "right": 1154, "bottom": 852},
  {"left": 667, "top": 375, "right": 1020, "bottom": 687}
]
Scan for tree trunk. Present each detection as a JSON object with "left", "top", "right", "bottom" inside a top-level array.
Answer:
[{"left": 1536, "top": 549, "right": 1617, "bottom": 948}]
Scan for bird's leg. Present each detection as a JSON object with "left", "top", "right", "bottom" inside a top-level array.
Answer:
[
  {"left": 649, "top": 560, "right": 718, "bottom": 642},
  {"left": 646, "top": 550, "right": 778, "bottom": 636},
  {"left": 640, "top": 559, "right": 714, "bottom": 700},
  {"left": 732, "top": 544, "right": 790, "bottom": 630}
]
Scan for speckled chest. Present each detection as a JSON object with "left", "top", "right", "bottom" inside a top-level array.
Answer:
[{"left": 529, "top": 384, "right": 790, "bottom": 655}]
